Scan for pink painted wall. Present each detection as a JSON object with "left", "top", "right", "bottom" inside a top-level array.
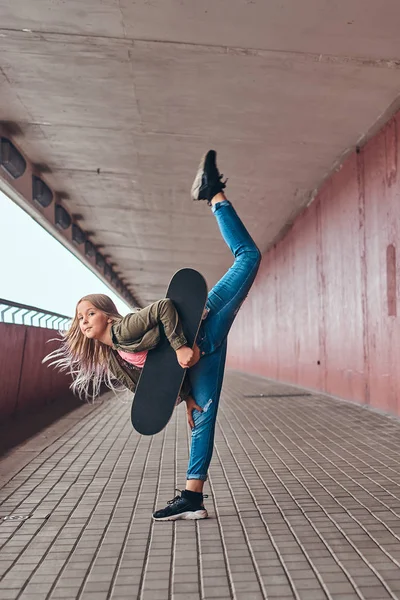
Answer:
[
  {"left": 0, "top": 322, "right": 73, "bottom": 422},
  {"left": 228, "top": 114, "right": 400, "bottom": 416}
]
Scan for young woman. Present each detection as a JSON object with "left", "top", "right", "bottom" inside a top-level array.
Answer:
[{"left": 45, "top": 150, "right": 261, "bottom": 521}]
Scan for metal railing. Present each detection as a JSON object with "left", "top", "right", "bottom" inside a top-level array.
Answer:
[{"left": 0, "top": 298, "right": 71, "bottom": 330}]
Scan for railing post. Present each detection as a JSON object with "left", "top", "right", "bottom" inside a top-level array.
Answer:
[{"left": 15, "top": 327, "right": 28, "bottom": 416}]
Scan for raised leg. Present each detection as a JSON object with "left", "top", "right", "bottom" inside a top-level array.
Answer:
[{"left": 198, "top": 199, "right": 261, "bottom": 356}]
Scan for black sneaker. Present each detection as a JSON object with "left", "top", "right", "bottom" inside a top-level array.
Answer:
[
  {"left": 153, "top": 489, "right": 208, "bottom": 521},
  {"left": 191, "top": 150, "right": 227, "bottom": 205}
]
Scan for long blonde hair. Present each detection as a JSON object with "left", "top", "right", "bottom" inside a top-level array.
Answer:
[{"left": 43, "top": 294, "right": 126, "bottom": 401}]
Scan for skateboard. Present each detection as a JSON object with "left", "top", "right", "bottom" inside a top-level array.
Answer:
[{"left": 131, "top": 268, "right": 208, "bottom": 435}]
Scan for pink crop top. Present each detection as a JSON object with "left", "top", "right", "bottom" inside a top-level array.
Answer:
[{"left": 117, "top": 349, "right": 148, "bottom": 369}]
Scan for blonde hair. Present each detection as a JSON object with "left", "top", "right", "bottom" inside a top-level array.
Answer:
[{"left": 43, "top": 294, "right": 126, "bottom": 401}]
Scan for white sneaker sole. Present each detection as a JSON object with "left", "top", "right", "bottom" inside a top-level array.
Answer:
[
  {"left": 190, "top": 153, "right": 207, "bottom": 200},
  {"left": 153, "top": 509, "right": 208, "bottom": 521}
]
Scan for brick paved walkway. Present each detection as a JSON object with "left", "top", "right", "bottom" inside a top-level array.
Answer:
[{"left": 1, "top": 371, "right": 400, "bottom": 600}]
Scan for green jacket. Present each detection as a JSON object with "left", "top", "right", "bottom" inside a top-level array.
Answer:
[{"left": 108, "top": 298, "right": 191, "bottom": 400}]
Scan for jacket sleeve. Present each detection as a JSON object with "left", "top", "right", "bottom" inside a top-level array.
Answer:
[{"left": 113, "top": 298, "right": 187, "bottom": 351}]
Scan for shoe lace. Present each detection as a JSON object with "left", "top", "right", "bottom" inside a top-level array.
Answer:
[
  {"left": 166, "top": 489, "right": 209, "bottom": 504},
  {"left": 167, "top": 489, "right": 183, "bottom": 505}
]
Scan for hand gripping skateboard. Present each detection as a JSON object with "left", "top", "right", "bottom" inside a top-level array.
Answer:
[{"left": 131, "top": 268, "right": 208, "bottom": 435}]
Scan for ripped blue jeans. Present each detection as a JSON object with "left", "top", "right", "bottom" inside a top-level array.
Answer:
[{"left": 186, "top": 200, "right": 261, "bottom": 480}]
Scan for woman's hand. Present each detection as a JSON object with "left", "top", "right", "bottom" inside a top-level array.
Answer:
[
  {"left": 176, "top": 344, "right": 201, "bottom": 368},
  {"left": 176, "top": 345, "right": 194, "bottom": 368},
  {"left": 185, "top": 395, "right": 203, "bottom": 429}
]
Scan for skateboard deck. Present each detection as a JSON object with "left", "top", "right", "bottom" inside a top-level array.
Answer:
[{"left": 131, "top": 268, "right": 208, "bottom": 435}]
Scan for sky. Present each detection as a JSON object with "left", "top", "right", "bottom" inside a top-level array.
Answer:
[{"left": 0, "top": 191, "right": 132, "bottom": 319}]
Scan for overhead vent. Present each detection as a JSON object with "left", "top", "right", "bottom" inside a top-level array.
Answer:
[
  {"left": 85, "top": 241, "right": 96, "bottom": 258},
  {"left": 55, "top": 204, "right": 71, "bottom": 230},
  {"left": 96, "top": 253, "right": 105, "bottom": 269},
  {"left": 0, "top": 138, "right": 26, "bottom": 179},
  {"left": 72, "top": 224, "right": 85, "bottom": 245},
  {"left": 104, "top": 264, "right": 112, "bottom": 279},
  {"left": 32, "top": 175, "right": 53, "bottom": 208}
]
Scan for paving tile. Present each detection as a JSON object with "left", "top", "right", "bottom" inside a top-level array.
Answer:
[
  {"left": 202, "top": 590, "right": 232, "bottom": 599},
  {"left": 173, "top": 582, "right": 201, "bottom": 593},
  {"left": 141, "top": 591, "right": 170, "bottom": 600},
  {"left": 234, "top": 593, "right": 264, "bottom": 600},
  {"left": 48, "top": 590, "right": 80, "bottom": 599},
  {"left": 171, "top": 594, "right": 201, "bottom": 600}
]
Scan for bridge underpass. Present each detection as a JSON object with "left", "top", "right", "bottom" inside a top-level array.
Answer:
[{"left": 2, "top": 2, "right": 400, "bottom": 599}]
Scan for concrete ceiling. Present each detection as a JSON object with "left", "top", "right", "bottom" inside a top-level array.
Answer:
[{"left": 1, "top": 1, "right": 400, "bottom": 305}]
